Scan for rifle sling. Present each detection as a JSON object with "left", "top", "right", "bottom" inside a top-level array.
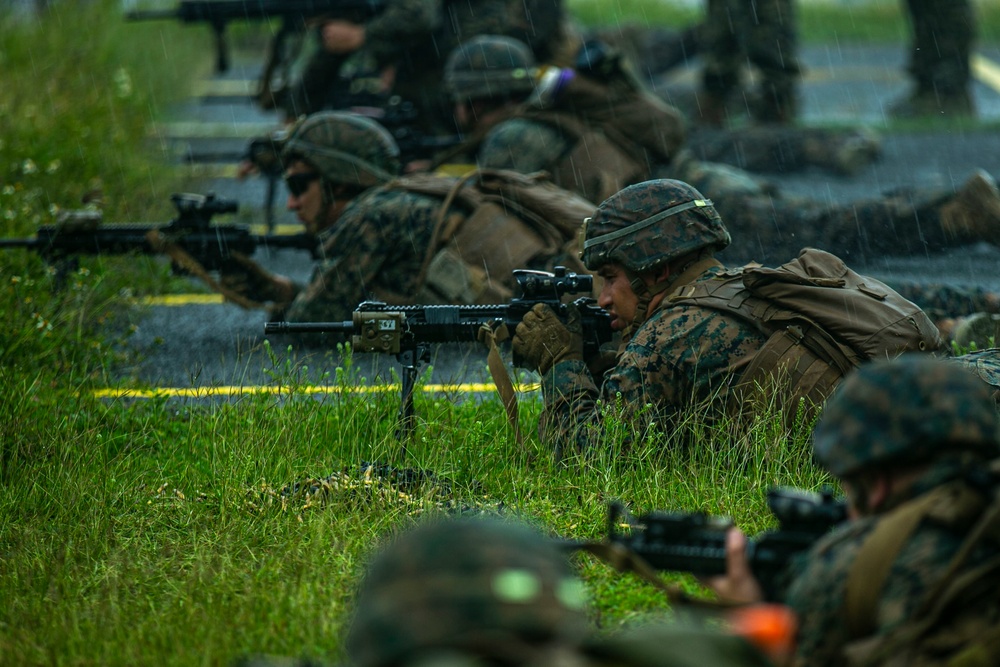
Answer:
[
  {"left": 574, "top": 541, "right": 732, "bottom": 609},
  {"left": 145, "top": 230, "right": 265, "bottom": 311},
  {"left": 477, "top": 321, "right": 524, "bottom": 448},
  {"left": 413, "top": 170, "right": 480, "bottom": 292}
]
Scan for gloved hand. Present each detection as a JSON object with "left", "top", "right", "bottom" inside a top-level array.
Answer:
[
  {"left": 218, "top": 252, "right": 292, "bottom": 305},
  {"left": 512, "top": 302, "right": 584, "bottom": 375}
]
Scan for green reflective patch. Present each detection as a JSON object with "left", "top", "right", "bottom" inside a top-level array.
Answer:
[
  {"left": 556, "top": 578, "right": 588, "bottom": 610},
  {"left": 492, "top": 569, "right": 541, "bottom": 602}
]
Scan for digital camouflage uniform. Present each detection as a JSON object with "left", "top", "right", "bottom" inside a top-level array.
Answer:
[
  {"left": 684, "top": 124, "right": 881, "bottom": 177},
  {"left": 281, "top": 176, "right": 583, "bottom": 324},
  {"left": 283, "top": 186, "right": 460, "bottom": 323},
  {"left": 778, "top": 355, "right": 1000, "bottom": 667},
  {"left": 279, "top": 0, "right": 438, "bottom": 117},
  {"left": 893, "top": 0, "right": 976, "bottom": 116},
  {"left": 472, "top": 112, "right": 999, "bottom": 267},
  {"left": 699, "top": 0, "right": 800, "bottom": 124},
  {"left": 890, "top": 282, "right": 999, "bottom": 322},
  {"left": 539, "top": 261, "right": 770, "bottom": 458},
  {"left": 447, "top": 36, "right": 879, "bottom": 184},
  {"left": 534, "top": 181, "right": 771, "bottom": 458},
  {"left": 281, "top": 0, "right": 568, "bottom": 131}
]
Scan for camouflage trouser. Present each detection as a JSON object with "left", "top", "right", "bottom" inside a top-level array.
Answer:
[
  {"left": 700, "top": 0, "right": 800, "bottom": 111},
  {"left": 891, "top": 282, "right": 1000, "bottom": 321},
  {"left": 686, "top": 125, "right": 878, "bottom": 175},
  {"left": 703, "top": 184, "right": 956, "bottom": 266},
  {"left": 905, "top": 0, "right": 975, "bottom": 95},
  {"left": 278, "top": 34, "right": 386, "bottom": 118}
]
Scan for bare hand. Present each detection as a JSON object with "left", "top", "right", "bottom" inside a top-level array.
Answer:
[
  {"left": 704, "top": 528, "right": 766, "bottom": 605},
  {"left": 321, "top": 20, "right": 366, "bottom": 54}
]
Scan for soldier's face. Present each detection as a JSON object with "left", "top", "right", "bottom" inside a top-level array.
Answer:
[
  {"left": 596, "top": 263, "right": 639, "bottom": 331},
  {"left": 285, "top": 161, "right": 325, "bottom": 234}
]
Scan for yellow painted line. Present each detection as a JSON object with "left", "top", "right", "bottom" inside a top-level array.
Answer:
[
  {"left": 257, "top": 223, "right": 301, "bottom": 235},
  {"left": 193, "top": 79, "right": 257, "bottom": 97},
  {"left": 182, "top": 163, "right": 241, "bottom": 178},
  {"left": 972, "top": 54, "right": 1000, "bottom": 94},
  {"left": 152, "top": 121, "right": 279, "bottom": 138},
  {"left": 137, "top": 294, "right": 223, "bottom": 306},
  {"left": 92, "top": 382, "right": 540, "bottom": 399}
]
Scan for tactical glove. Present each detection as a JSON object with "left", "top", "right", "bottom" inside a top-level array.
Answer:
[
  {"left": 219, "top": 252, "right": 291, "bottom": 305},
  {"left": 512, "top": 302, "right": 584, "bottom": 375}
]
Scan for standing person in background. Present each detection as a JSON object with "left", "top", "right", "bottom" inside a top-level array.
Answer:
[
  {"left": 696, "top": 0, "right": 801, "bottom": 126},
  {"left": 890, "top": 0, "right": 977, "bottom": 118}
]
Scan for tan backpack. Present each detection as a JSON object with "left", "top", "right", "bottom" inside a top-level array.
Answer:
[
  {"left": 518, "top": 66, "right": 686, "bottom": 203},
  {"left": 390, "top": 169, "right": 596, "bottom": 304},
  {"left": 840, "top": 466, "right": 1000, "bottom": 667},
  {"left": 668, "top": 248, "right": 944, "bottom": 413}
]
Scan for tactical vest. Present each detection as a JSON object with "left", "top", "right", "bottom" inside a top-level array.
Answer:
[
  {"left": 840, "top": 463, "right": 1000, "bottom": 667},
  {"left": 667, "top": 248, "right": 944, "bottom": 415},
  {"left": 388, "top": 169, "right": 597, "bottom": 304}
]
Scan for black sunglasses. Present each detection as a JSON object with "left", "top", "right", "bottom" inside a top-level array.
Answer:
[{"left": 285, "top": 172, "right": 321, "bottom": 197}]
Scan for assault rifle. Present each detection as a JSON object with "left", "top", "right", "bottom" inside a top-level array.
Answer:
[
  {"left": 567, "top": 488, "right": 848, "bottom": 601},
  {"left": 1, "top": 192, "right": 318, "bottom": 284},
  {"left": 265, "top": 267, "right": 612, "bottom": 447},
  {"left": 125, "top": 0, "right": 385, "bottom": 73}
]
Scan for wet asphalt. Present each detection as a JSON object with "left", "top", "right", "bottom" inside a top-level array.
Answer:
[{"left": 108, "top": 41, "right": 1000, "bottom": 397}]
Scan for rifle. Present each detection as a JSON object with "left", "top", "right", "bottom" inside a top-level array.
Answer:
[
  {"left": 125, "top": 0, "right": 385, "bottom": 73},
  {"left": 567, "top": 488, "right": 848, "bottom": 602},
  {"left": 265, "top": 267, "right": 613, "bottom": 450},
  {"left": 1, "top": 193, "right": 319, "bottom": 290}
]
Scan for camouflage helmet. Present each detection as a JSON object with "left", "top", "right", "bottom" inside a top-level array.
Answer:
[
  {"left": 581, "top": 179, "right": 731, "bottom": 273},
  {"left": 813, "top": 355, "right": 1000, "bottom": 477},
  {"left": 280, "top": 111, "right": 400, "bottom": 188},
  {"left": 345, "top": 518, "right": 589, "bottom": 667},
  {"left": 444, "top": 35, "right": 538, "bottom": 102}
]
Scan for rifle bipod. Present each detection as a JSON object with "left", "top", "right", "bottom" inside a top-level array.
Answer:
[{"left": 394, "top": 344, "right": 431, "bottom": 457}]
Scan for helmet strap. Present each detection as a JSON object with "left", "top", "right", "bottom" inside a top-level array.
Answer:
[{"left": 622, "top": 251, "right": 716, "bottom": 340}]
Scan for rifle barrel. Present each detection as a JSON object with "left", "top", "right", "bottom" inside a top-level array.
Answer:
[
  {"left": 124, "top": 8, "right": 179, "bottom": 21},
  {"left": 0, "top": 238, "right": 38, "bottom": 250},
  {"left": 264, "top": 321, "right": 353, "bottom": 335},
  {"left": 126, "top": 0, "right": 385, "bottom": 24}
]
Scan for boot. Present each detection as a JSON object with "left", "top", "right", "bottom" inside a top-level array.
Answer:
[
  {"left": 952, "top": 313, "right": 1000, "bottom": 350},
  {"left": 889, "top": 88, "right": 976, "bottom": 120},
  {"left": 695, "top": 90, "right": 729, "bottom": 128},
  {"left": 802, "top": 127, "right": 882, "bottom": 176},
  {"left": 749, "top": 86, "right": 798, "bottom": 125},
  {"left": 939, "top": 170, "right": 1000, "bottom": 245}
]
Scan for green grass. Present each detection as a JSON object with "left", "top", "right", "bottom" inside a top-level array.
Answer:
[{"left": 0, "top": 2, "right": 845, "bottom": 665}]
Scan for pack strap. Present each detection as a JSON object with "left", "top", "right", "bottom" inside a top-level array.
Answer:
[
  {"left": 144, "top": 230, "right": 265, "bottom": 311},
  {"left": 844, "top": 487, "right": 945, "bottom": 640},
  {"left": 844, "top": 483, "right": 1000, "bottom": 667},
  {"left": 477, "top": 321, "right": 525, "bottom": 449},
  {"left": 572, "top": 540, "right": 730, "bottom": 608},
  {"left": 413, "top": 170, "right": 481, "bottom": 293}
]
